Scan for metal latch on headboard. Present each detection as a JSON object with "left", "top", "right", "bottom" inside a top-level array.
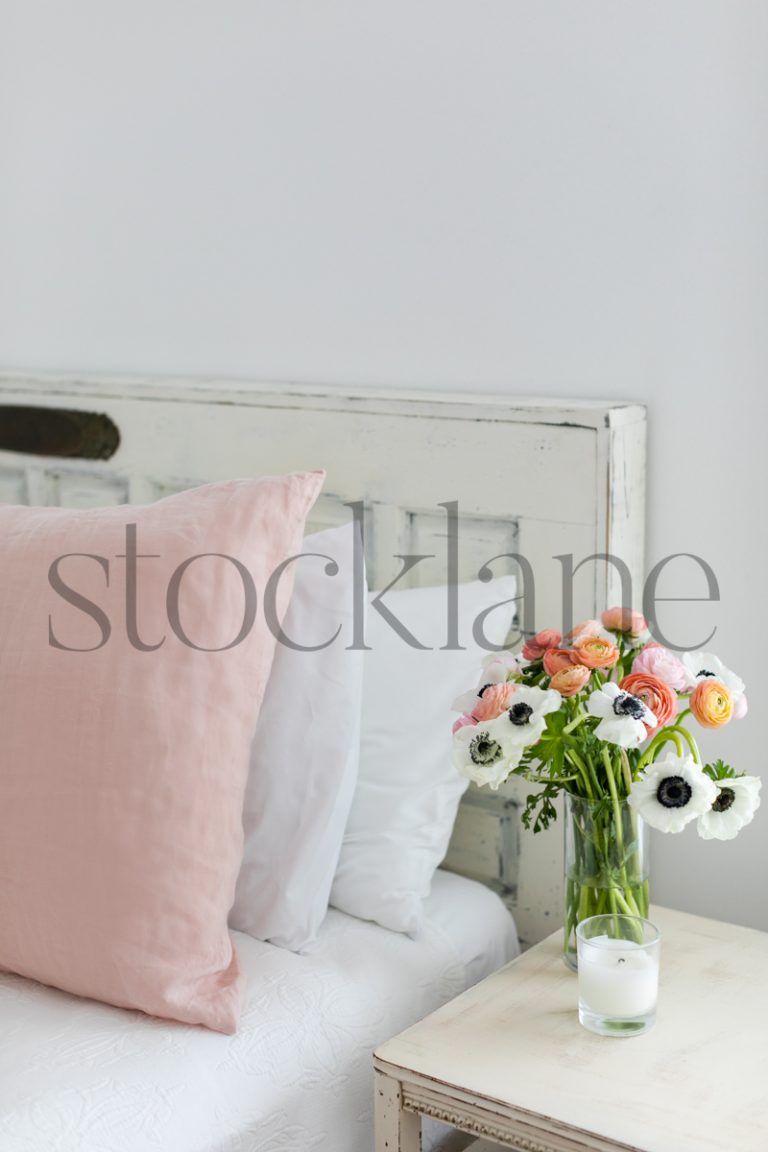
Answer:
[{"left": 0, "top": 405, "right": 120, "bottom": 460}]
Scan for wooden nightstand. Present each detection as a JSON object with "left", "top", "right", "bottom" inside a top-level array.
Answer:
[{"left": 374, "top": 906, "right": 768, "bottom": 1152}]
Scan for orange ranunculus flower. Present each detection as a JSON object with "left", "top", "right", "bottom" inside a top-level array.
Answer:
[
  {"left": 543, "top": 648, "right": 575, "bottom": 676},
  {"left": 690, "top": 680, "right": 733, "bottom": 729},
  {"left": 522, "top": 628, "right": 562, "bottom": 661},
  {"left": 601, "top": 607, "right": 648, "bottom": 636},
  {"left": 619, "top": 672, "right": 677, "bottom": 731},
  {"left": 571, "top": 636, "right": 620, "bottom": 669},
  {"left": 564, "top": 619, "right": 602, "bottom": 645},
  {"left": 550, "top": 664, "right": 591, "bottom": 698},
  {"left": 472, "top": 681, "right": 517, "bottom": 722}
]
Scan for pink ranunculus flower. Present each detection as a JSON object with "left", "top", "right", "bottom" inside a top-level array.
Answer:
[
  {"left": 564, "top": 619, "right": 602, "bottom": 646},
  {"left": 452, "top": 713, "right": 477, "bottom": 735},
  {"left": 543, "top": 648, "right": 575, "bottom": 676},
  {"left": 472, "top": 682, "right": 518, "bottom": 722},
  {"left": 601, "top": 607, "right": 648, "bottom": 636},
  {"left": 733, "top": 693, "right": 748, "bottom": 720},
  {"left": 631, "top": 643, "right": 688, "bottom": 692},
  {"left": 522, "top": 629, "right": 562, "bottom": 661}
]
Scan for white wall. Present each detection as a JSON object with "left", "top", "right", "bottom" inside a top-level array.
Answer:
[{"left": 1, "top": 2, "right": 766, "bottom": 928}]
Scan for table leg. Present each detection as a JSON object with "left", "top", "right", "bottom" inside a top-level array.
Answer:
[{"left": 375, "top": 1070, "right": 421, "bottom": 1152}]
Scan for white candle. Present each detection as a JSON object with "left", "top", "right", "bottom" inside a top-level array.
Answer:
[{"left": 578, "top": 935, "right": 658, "bottom": 1018}]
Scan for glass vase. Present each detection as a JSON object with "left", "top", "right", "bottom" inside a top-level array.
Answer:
[{"left": 563, "top": 792, "right": 649, "bottom": 970}]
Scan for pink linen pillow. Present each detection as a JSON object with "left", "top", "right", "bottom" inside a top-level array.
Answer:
[{"left": 0, "top": 473, "right": 324, "bottom": 1033}]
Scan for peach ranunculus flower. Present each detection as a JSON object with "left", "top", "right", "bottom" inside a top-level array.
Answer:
[
  {"left": 619, "top": 672, "right": 678, "bottom": 732},
  {"left": 571, "top": 636, "right": 620, "bottom": 670},
  {"left": 631, "top": 643, "right": 688, "bottom": 692},
  {"left": 564, "top": 619, "right": 603, "bottom": 645},
  {"left": 601, "top": 607, "right": 648, "bottom": 636},
  {"left": 690, "top": 680, "right": 733, "bottom": 729},
  {"left": 543, "top": 648, "right": 575, "bottom": 676},
  {"left": 472, "top": 681, "right": 518, "bottom": 722},
  {"left": 550, "top": 664, "right": 591, "bottom": 698},
  {"left": 452, "top": 714, "right": 477, "bottom": 735},
  {"left": 522, "top": 628, "right": 562, "bottom": 661}
]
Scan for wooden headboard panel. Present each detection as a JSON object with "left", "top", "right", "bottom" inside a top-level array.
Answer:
[{"left": 0, "top": 375, "right": 646, "bottom": 947}]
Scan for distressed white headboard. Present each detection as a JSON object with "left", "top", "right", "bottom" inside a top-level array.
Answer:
[{"left": 0, "top": 376, "right": 646, "bottom": 948}]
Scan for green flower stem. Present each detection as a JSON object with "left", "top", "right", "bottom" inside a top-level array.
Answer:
[
  {"left": 637, "top": 729, "right": 678, "bottom": 771},
  {"left": 612, "top": 886, "right": 639, "bottom": 917},
  {"left": 571, "top": 746, "right": 598, "bottom": 801},
  {"left": 524, "top": 774, "right": 580, "bottom": 786},
  {"left": 637, "top": 732, "right": 665, "bottom": 771},
  {"left": 637, "top": 720, "right": 702, "bottom": 772},
  {"left": 608, "top": 887, "right": 619, "bottom": 919},
  {"left": 618, "top": 874, "right": 641, "bottom": 919},
  {"left": 578, "top": 883, "right": 592, "bottom": 923},
  {"left": 602, "top": 748, "right": 626, "bottom": 858},
  {"left": 619, "top": 748, "right": 633, "bottom": 792},
  {"left": 619, "top": 744, "right": 644, "bottom": 909},
  {"left": 600, "top": 748, "right": 643, "bottom": 918},
  {"left": 566, "top": 749, "right": 596, "bottom": 800},
  {"left": 563, "top": 712, "right": 589, "bottom": 735},
  {"left": 669, "top": 723, "right": 701, "bottom": 763},
  {"left": 562, "top": 790, "right": 649, "bottom": 965}
]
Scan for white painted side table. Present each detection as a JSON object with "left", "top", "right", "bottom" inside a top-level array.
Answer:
[{"left": 374, "top": 905, "right": 768, "bottom": 1152}]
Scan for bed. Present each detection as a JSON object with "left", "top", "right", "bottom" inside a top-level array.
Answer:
[
  {"left": 0, "top": 376, "right": 646, "bottom": 1151},
  {"left": 0, "top": 872, "right": 514, "bottom": 1152}
]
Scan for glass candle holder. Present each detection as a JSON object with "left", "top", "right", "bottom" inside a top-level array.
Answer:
[{"left": 576, "top": 914, "right": 661, "bottom": 1037}]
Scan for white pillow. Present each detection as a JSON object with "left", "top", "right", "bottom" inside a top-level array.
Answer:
[
  {"left": 330, "top": 575, "right": 517, "bottom": 934},
  {"left": 230, "top": 522, "right": 365, "bottom": 951}
]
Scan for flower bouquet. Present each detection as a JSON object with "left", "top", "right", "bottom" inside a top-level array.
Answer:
[{"left": 451, "top": 609, "right": 761, "bottom": 967}]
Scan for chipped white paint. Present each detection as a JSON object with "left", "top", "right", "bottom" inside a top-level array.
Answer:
[
  {"left": 0, "top": 375, "right": 646, "bottom": 947},
  {"left": 375, "top": 1071, "right": 421, "bottom": 1152},
  {"left": 375, "top": 906, "right": 768, "bottom": 1152}
]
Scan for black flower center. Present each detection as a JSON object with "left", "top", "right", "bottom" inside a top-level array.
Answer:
[
  {"left": 657, "top": 775, "right": 693, "bottom": 809},
  {"left": 612, "top": 693, "right": 646, "bottom": 720},
  {"left": 712, "top": 787, "right": 736, "bottom": 813},
  {"left": 477, "top": 683, "right": 494, "bottom": 698},
  {"left": 469, "top": 731, "right": 503, "bottom": 766},
  {"left": 508, "top": 702, "right": 534, "bottom": 726},
  {"left": 697, "top": 669, "right": 716, "bottom": 678}
]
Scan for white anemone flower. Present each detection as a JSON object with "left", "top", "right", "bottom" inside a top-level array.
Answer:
[
  {"left": 481, "top": 650, "right": 525, "bottom": 682},
  {"left": 451, "top": 683, "right": 488, "bottom": 714},
  {"left": 698, "top": 776, "right": 762, "bottom": 841},
  {"left": 682, "top": 651, "right": 746, "bottom": 703},
  {"left": 491, "top": 684, "right": 562, "bottom": 747},
  {"left": 452, "top": 717, "right": 523, "bottom": 789},
  {"left": 451, "top": 652, "right": 524, "bottom": 713},
  {"left": 629, "top": 753, "right": 718, "bottom": 833},
  {"left": 587, "top": 682, "right": 657, "bottom": 748}
]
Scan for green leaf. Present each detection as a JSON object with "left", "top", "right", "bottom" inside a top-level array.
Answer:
[
  {"left": 520, "top": 780, "right": 561, "bottom": 834},
  {"left": 703, "top": 758, "right": 739, "bottom": 781}
]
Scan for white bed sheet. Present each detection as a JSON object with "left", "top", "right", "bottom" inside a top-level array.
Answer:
[{"left": 0, "top": 870, "right": 517, "bottom": 1152}]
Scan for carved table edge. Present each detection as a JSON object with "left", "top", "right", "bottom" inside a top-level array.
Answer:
[{"left": 373, "top": 1059, "right": 642, "bottom": 1152}]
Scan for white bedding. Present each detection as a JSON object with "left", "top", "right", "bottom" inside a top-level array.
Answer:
[{"left": 0, "top": 871, "right": 517, "bottom": 1152}]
